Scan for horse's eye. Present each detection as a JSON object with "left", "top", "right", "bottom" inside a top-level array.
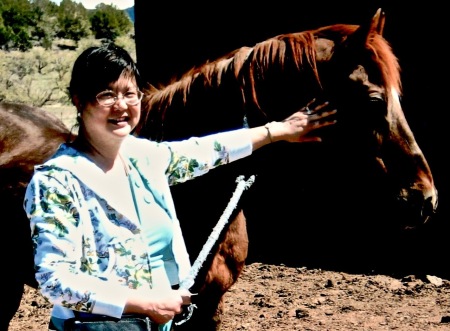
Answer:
[
  {"left": 368, "top": 96, "right": 385, "bottom": 111},
  {"left": 365, "top": 97, "right": 388, "bottom": 128},
  {"left": 369, "top": 95, "right": 384, "bottom": 103}
]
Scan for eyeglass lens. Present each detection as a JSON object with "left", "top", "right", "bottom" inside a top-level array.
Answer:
[{"left": 96, "top": 90, "right": 143, "bottom": 106}]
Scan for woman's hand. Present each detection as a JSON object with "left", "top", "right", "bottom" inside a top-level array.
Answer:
[
  {"left": 266, "top": 99, "right": 337, "bottom": 143},
  {"left": 124, "top": 287, "right": 192, "bottom": 325}
]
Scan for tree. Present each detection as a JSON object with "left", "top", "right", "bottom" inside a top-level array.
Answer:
[
  {"left": 89, "top": 3, "right": 133, "bottom": 42},
  {"left": 0, "top": 0, "right": 35, "bottom": 50},
  {"left": 56, "top": 0, "right": 91, "bottom": 43},
  {"left": 30, "top": 0, "right": 59, "bottom": 49}
]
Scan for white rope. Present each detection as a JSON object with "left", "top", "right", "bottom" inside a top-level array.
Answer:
[
  {"left": 175, "top": 175, "right": 255, "bottom": 325},
  {"left": 179, "top": 174, "right": 255, "bottom": 290}
]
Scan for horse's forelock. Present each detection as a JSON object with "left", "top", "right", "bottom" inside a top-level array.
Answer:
[{"left": 368, "top": 35, "right": 402, "bottom": 97}]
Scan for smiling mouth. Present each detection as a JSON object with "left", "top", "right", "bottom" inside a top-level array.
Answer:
[{"left": 108, "top": 117, "right": 129, "bottom": 125}]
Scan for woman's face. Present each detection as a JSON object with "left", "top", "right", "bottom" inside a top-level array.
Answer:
[{"left": 78, "top": 76, "right": 141, "bottom": 144}]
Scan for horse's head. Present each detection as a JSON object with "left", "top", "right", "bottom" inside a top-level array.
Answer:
[
  {"left": 323, "top": 9, "right": 437, "bottom": 228},
  {"left": 241, "top": 9, "right": 438, "bottom": 230}
]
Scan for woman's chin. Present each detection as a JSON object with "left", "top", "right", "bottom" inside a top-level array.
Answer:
[{"left": 111, "top": 122, "right": 132, "bottom": 136}]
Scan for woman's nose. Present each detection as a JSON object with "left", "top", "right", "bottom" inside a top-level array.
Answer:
[{"left": 113, "top": 97, "right": 128, "bottom": 109}]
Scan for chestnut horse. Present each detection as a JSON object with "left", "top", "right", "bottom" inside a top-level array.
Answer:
[
  {"left": 137, "top": 8, "right": 437, "bottom": 331},
  {"left": 0, "top": 8, "right": 437, "bottom": 331}
]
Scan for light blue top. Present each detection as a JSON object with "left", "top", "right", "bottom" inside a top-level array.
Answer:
[{"left": 23, "top": 130, "right": 252, "bottom": 330}]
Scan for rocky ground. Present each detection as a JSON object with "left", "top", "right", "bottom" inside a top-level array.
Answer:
[{"left": 9, "top": 262, "right": 450, "bottom": 331}]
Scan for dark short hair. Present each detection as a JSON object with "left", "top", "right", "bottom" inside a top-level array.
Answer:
[{"left": 69, "top": 43, "right": 143, "bottom": 106}]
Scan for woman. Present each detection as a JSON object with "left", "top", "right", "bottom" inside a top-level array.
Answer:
[{"left": 23, "top": 43, "right": 336, "bottom": 331}]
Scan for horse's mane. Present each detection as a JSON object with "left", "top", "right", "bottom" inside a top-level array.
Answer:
[
  {"left": 139, "top": 23, "right": 401, "bottom": 137},
  {"left": 139, "top": 31, "right": 318, "bottom": 135}
]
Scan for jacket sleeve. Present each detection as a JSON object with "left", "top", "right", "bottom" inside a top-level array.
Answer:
[{"left": 163, "top": 128, "right": 253, "bottom": 185}]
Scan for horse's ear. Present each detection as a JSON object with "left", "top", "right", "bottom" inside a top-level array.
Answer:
[
  {"left": 344, "top": 8, "right": 386, "bottom": 47},
  {"left": 360, "top": 8, "right": 386, "bottom": 41},
  {"left": 370, "top": 8, "right": 386, "bottom": 38}
]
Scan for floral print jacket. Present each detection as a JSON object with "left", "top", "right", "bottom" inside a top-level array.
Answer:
[{"left": 23, "top": 130, "right": 252, "bottom": 319}]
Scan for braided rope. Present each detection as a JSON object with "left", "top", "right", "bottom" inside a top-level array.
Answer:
[{"left": 175, "top": 175, "right": 256, "bottom": 325}]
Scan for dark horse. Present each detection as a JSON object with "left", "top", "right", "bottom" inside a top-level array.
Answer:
[
  {"left": 0, "top": 8, "right": 437, "bottom": 331},
  {"left": 0, "top": 102, "right": 71, "bottom": 330}
]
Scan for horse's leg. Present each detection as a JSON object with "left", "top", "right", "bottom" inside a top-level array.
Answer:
[
  {"left": 0, "top": 281, "right": 23, "bottom": 331},
  {"left": 175, "top": 210, "right": 249, "bottom": 331},
  {"left": 0, "top": 173, "right": 39, "bottom": 330},
  {"left": 0, "top": 193, "right": 37, "bottom": 331},
  {"left": 1, "top": 245, "right": 39, "bottom": 331}
]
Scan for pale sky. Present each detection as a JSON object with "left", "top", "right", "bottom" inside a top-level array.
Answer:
[{"left": 50, "top": 0, "right": 134, "bottom": 10}]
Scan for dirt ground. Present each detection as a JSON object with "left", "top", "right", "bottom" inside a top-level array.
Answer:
[{"left": 9, "top": 262, "right": 450, "bottom": 331}]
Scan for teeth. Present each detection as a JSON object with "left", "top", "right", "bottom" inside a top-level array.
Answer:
[{"left": 109, "top": 117, "right": 128, "bottom": 123}]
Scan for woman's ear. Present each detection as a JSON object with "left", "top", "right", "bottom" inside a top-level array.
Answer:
[{"left": 72, "top": 95, "right": 83, "bottom": 110}]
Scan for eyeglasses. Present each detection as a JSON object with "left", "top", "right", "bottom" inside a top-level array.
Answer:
[{"left": 96, "top": 90, "right": 143, "bottom": 107}]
